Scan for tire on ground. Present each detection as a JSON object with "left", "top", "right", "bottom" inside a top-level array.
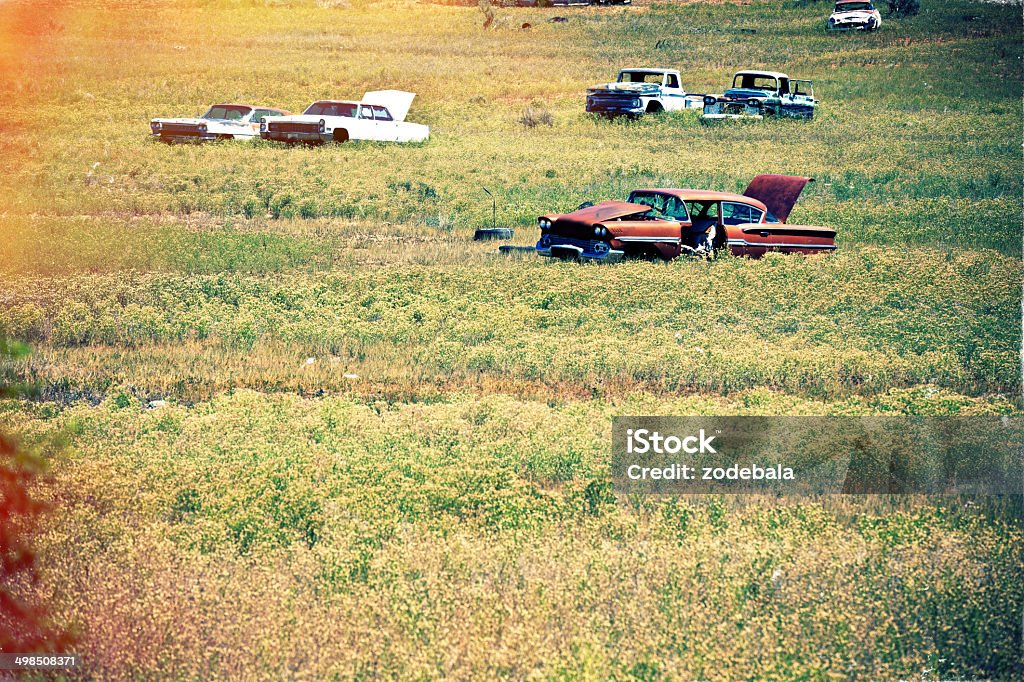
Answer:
[{"left": 474, "top": 228, "right": 515, "bottom": 241}]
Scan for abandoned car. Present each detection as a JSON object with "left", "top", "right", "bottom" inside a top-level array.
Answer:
[
  {"left": 259, "top": 91, "right": 429, "bottom": 144},
  {"left": 149, "top": 104, "right": 289, "bottom": 142},
  {"left": 535, "top": 175, "right": 835, "bottom": 261},
  {"left": 701, "top": 71, "right": 816, "bottom": 121},
  {"left": 827, "top": 1, "right": 882, "bottom": 31},
  {"left": 515, "top": 0, "right": 630, "bottom": 5},
  {"left": 586, "top": 68, "right": 704, "bottom": 118}
]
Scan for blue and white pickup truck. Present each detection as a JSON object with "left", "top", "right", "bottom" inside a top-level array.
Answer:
[
  {"left": 701, "top": 70, "right": 817, "bottom": 122},
  {"left": 585, "top": 68, "right": 704, "bottom": 118}
]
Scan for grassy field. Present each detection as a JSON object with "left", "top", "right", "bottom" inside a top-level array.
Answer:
[{"left": 1, "top": 0, "right": 1022, "bottom": 679}]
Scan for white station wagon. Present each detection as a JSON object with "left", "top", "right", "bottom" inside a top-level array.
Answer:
[
  {"left": 150, "top": 104, "right": 289, "bottom": 142},
  {"left": 260, "top": 90, "right": 429, "bottom": 144}
]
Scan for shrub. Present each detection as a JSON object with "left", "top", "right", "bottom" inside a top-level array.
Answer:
[
  {"left": 0, "top": 338, "right": 69, "bottom": 652},
  {"left": 520, "top": 104, "right": 554, "bottom": 128},
  {"left": 887, "top": 0, "right": 920, "bottom": 17}
]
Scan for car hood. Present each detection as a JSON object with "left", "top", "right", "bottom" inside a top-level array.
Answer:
[
  {"left": 362, "top": 90, "right": 416, "bottom": 122},
  {"left": 742, "top": 174, "right": 813, "bottom": 223},
  {"left": 556, "top": 201, "right": 653, "bottom": 226},
  {"left": 831, "top": 10, "right": 875, "bottom": 19},
  {"left": 267, "top": 114, "right": 342, "bottom": 123},
  {"left": 153, "top": 117, "right": 249, "bottom": 125},
  {"left": 724, "top": 87, "right": 775, "bottom": 100},
  {"left": 588, "top": 82, "right": 661, "bottom": 95}
]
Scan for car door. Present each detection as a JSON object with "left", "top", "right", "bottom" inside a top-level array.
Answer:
[
  {"left": 722, "top": 201, "right": 769, "bottom": 257},
  {"left": 662, "top": 72, "right": 684, "bottom": 111},
  {"left": 370, "top": 105, "right": 399, "bottom": 141},
  {"left": 789, "top": 80, "right": 815, "bottom": 118},
  {"left": 353, "top": 105, "right": 379, "bottom": 140},
  {"left": 682, "top": 200, "right": 721, "bottom": 252},
  {"left": 777, "top": 77, "right": 792, "bottom": 107}
]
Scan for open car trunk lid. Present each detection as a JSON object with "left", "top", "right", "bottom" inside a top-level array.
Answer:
[
  {"left": 361, "top": 90, "right": 416, "bottom": 122},
  {"left": 742, "top": 174, "right": 813, "bottom": 223}
]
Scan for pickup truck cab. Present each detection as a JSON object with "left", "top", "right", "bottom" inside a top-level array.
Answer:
[{"left": 586, "top": 68, "right": 704, "bottom": 118}]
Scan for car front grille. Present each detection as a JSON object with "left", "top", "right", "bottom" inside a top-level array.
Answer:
[
  {"left": 587, "top": 94, "right": 641, "bottom": 111},
  {"left": 541, "top": 235, "right": 610, "bottom": 254},
  {"left": 268, "top": 122, "right": 320, "bottom": 133},
  {"left": 161, "top": 123, "right": 203, "bottom": 135}
]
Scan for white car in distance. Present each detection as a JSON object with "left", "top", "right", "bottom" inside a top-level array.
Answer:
[
  {"left": 827, "top": 1, "right": 882, "bottom": 31},
  {"left": 150, "top": 104, "right": 289, "bottom": 142},
  {"left": 260, "top": 90, "right": 429, "bottom": 144}
]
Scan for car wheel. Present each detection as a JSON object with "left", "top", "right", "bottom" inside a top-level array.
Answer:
[{"left": 333, "top": 129, "right": 349, "bottom": 143}]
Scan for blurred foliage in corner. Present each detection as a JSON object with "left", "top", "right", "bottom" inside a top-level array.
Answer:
[{"left": 0, "top": 337, "right": 68, "bottom": 652}]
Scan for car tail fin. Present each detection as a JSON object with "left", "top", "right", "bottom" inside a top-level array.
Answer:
[
  {"left": 361, "top": 90, "right": 416, "bottom": 122},
  {"left": 742, "top": 175, "right": 813, "bottom": 223}
]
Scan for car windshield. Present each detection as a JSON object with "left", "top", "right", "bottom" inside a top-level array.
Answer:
[
  {"left": 303, "top": 102, "right": 357, "bottom": 117},
  {"left": 836, "top": 1, "right": 872, "bottom": 9},
  {"left": 618, "top": 72, "right": 664, "bottom": 85},
  {"left": 733, "top": 74, "right": 778, "bottom": 91},
  {"left": 629, "top": 192, "right": 689, "bottom": 221},
  {"left": 203, "top": 105, "right": 252, "bottom": 120}
]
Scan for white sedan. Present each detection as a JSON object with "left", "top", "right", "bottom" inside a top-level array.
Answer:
[
  {"left": 827, "top": 1, "right": 882, "bottom": 31},
  {"left": 260, "top": 91, "right": 429, "bottom": 144},
  {"left": 150, "top": 104, "right": 289, "bottom": 142}
]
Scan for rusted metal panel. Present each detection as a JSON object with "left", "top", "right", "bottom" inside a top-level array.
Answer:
[
  {"left": 561, "top": 201, "right": 651, "bottom": 224},
  {"left": 742, "top": 174, "right": 813, "bottom": 223}
]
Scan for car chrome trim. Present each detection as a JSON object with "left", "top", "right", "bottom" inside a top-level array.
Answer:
[
  {"left": 616, "top": 236, "right": 681, "bottom": 243},
  {"left": 727, "top": 239, "right": 836, "bottom": 249},
  {"left": 536, "top": 237, "right": 624, "bottom": 262}
]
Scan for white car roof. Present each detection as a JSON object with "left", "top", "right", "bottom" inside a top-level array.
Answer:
[
  {"left": 304, "top": 92, "right": 417, "bottom": 122},
  {"left": 734, "top": 70, "right": 790, "bottom": 80},
  {"left": 619, "top": 67, "right": 675, "bottom": 73},
  {"left": 311, "top": 100, "right": 360, "bottom": 106}
]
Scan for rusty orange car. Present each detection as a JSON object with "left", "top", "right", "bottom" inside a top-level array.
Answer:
[{"left": 535, "top": 175, "right": 836, "bottom": 261}]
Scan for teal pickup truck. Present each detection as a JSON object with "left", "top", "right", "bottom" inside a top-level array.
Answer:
[{"left": 701, "top": 70, "right": 817, "bottom": 122}]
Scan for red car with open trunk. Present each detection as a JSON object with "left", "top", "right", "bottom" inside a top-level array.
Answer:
[{"left": 535, "top": 175, "right": 835, "bottom": 261}]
